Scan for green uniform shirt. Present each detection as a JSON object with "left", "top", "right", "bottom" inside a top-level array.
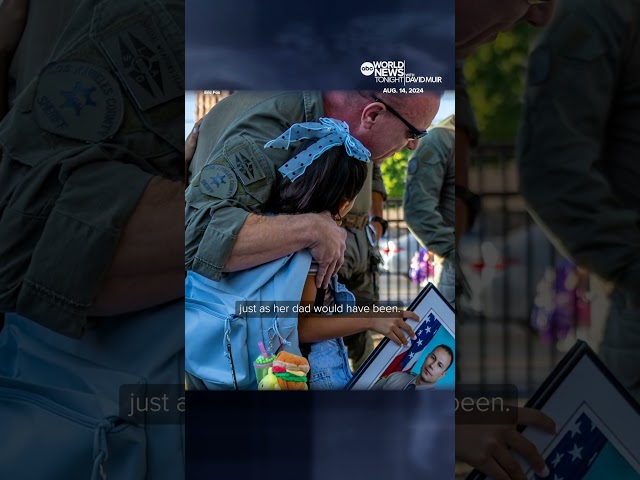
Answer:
[
  {"left": 0, "top": 0, "right": 184, "bottom": 337},
  {"left": 517, "top": 0, "right": 640, "bottom": 294},
  {"left": 403, "top": 115, "right": 455, "bottom": 259},
  {"left": 185, "top": 91, "right": 386, "bottom": 281}
]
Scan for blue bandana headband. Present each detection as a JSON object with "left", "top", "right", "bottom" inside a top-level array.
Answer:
[{"left": 264, "top": 117, "right": 371, "bottom": 182}]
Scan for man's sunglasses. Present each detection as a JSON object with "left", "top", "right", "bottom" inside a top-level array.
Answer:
[{"left": 370, "top": 96, "right": 428, "bottom": 140}]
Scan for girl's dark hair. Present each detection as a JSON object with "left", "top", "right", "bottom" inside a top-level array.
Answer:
[{"left": 264, "top": 138, "right": 368, "bottom": 216}]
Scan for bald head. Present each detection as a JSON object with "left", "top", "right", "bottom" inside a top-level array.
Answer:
[{"left": 324, "top": 91, "right": 441, "bottom": 163}]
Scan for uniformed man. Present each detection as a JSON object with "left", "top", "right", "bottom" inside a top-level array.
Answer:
[
  {"left": 372, "top": 344, "right": 454, "bottom": 390},
  {"left": 0, "top": 1, "right": 186, "bottom": 478},
  {"left": 185, "top": 91, "right": 440, "bottom": 288},
  {"left": 518, "top": 0, "right": 640, "bottom": 402},
  {"left": 404, "top": 115, "right": 456, "bottom": 307}
]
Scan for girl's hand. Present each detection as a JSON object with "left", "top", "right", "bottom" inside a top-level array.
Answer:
[{"left": 370, "top": 310, "right": 419, "bottom": 346}]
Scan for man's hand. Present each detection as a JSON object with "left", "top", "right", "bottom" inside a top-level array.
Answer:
[
  {"left": 308, "top": 211, "right": 348, "bottom": 289},
  {"left": 456, "top": 407, "right": 555, "bottom": 480},
  {"left": 224, "top": 211, "right": 347, "bottom": 287},
  {"left": 0, "top": 0, "right": 29, "bottom": 59}
]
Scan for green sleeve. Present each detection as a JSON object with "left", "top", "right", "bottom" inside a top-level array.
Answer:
[
  {"left": 403, "top": 128, "right": 455, "bottom": 259},
  {"left": 184, "top": 132, "right": 277, "bottom": 282},
  {"left": 517, "top": 0, "right": 640, "bottom": 294},
  {"left": 0, "top": 151, "right": 152, "bottom": 338},
  {"left": 184, "top": 91, "right": 323, "bottom": 281}
]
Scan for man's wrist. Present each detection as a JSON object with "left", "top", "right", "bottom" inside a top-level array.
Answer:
[{"left": 301, "top": 213, "right": 320, "bottom": 248}]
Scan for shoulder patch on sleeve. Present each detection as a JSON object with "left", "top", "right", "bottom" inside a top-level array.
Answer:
[
  {"left": 34, "top": 61, "right": 124, "bottom": 142},
  {"left": 227, "top": 149, "right": 267, "bottom": 187},
  {"left": 199, "top": 165, "right": 238, "bottom": 199}
]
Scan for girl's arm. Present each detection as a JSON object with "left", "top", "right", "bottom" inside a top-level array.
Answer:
[{"left": 297, "top": 275, "right": 418, "bottom": 345}]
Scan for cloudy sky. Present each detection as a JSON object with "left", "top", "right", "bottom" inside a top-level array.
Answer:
[{"left": 186, "top": 0, "right": 454, "bottom": 91}]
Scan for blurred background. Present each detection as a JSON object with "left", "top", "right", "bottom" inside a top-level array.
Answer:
[
  {"left": 455, "top": 24, "right": 611, "bottom": 478},
  {"left": 457, "top": 23, "right": 608, "bottom": 396}
]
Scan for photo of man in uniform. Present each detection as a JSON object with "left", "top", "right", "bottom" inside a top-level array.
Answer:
[{"left": 372, "top": 344, "right": 453, "bottom": 391}]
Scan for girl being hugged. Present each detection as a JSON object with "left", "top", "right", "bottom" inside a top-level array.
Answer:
[{"left": 263, "top": 118, "right": 418, "bottom": 390}]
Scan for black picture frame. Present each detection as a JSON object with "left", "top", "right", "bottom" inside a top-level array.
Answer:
[
  {"left": 346, "top": 283, "right": 455, "bottom": 390},
  {"left": 466, "top": 341, "right": 640, "bottom": 479}
]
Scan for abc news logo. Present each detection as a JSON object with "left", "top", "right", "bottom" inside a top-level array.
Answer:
[
  {"left": 360, "top": 61, "right": 405, "bottom": 77},
  {"left": 360, "top": 62, "right": 375, "bottom": 76}
]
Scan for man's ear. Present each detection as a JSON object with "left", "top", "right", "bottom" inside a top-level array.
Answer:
[{"left": 361, "top": 102, "right": 384, "bottom": 130}]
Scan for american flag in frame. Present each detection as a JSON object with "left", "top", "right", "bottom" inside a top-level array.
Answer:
[
  {"left": 347, "top": 283, "right": 455, "bottom": 390},
  {"left": 466, "top": 341, "right": 640, "bottom": 479}
]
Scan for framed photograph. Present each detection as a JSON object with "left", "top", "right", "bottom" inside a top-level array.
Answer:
[
  {"left": 467, "top": 341, "right": 640, "bottom": 479},
  {"left": 346, "top": 283, "right": 455, "bottom": 390}
]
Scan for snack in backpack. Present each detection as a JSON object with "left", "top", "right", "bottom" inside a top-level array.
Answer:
[
  {"left": 253, "top": 341, "right": 276, "bottom": 384},
  {"left": 272, "top": 351, "right": 310, "bottom": 391}
]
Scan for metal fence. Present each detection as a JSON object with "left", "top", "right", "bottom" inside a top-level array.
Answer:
[
  {"left": 380, "top": 144, "right": 583, "bottom": 397},
  {"left": 459, "top": 143, "right": 567, "bottom": 397},
  {"left": 378, "top": 200, "right": 424, "bottom": 308}
]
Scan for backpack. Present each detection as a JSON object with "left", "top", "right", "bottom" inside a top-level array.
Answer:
[
  {"left": 0, "top": 301, "right": 185, "bottom": 480},
  {"left": 185, "top": 250, "right": 312, "bottom": 390}
]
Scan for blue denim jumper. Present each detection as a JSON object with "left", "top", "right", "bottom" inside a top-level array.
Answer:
[{"left": 306, "top": 277, "right": 355, "bottom": 390}]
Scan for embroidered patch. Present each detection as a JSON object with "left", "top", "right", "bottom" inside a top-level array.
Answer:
[
  {"left": 227, "top": 150, "right": 266, "bottom": 187},
  {"left": 99, "top": 16, "right": 183, "bottom": 111},
  {"left": 199, "top": 165, "right": 238, "bottom": 199},
  {"left": 34, "top": 61, "right": 124, "bottom": 142}
]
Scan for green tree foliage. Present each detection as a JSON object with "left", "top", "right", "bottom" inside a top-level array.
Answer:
[
  {"left": 382, "top": 28, "right": 537, "bottom": 197},
  {"left": 380, "top": 149, "right": 411, "bottom": 200},
  {"left": 464, "top": 25, "right": 538, "bottom": 142}
]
